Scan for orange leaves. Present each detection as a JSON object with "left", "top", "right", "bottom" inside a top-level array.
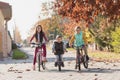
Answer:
[{"left": 54, "top": 0, "right": 120, "bottom": 23}]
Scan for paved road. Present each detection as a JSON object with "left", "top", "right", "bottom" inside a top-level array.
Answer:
[{"left": 0, "top": 47, "right": 120, "bottom": 80}]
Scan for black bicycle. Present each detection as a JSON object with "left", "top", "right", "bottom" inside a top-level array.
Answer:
[
  {"left": 75, "top": 46, "right": 88, "bottom": 71},
  {"left": 55, "top": 53, "right": 64, "bottom": 71},
  {"left": 31, "top": 43, "right": 45, "bottom": 71}
]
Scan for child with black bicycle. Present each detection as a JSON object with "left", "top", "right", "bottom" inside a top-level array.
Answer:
[
  {"left": 52, "top": 35, "right": 67, "bottom": 67},
  {"left": 69, "top": 26, "right": 89, "bottom": 69}
]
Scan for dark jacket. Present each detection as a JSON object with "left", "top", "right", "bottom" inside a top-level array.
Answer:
[{"left": 52, "top": 41, "right": 65, "bottom": 55}]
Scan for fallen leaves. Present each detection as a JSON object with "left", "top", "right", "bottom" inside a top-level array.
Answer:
[
  {"left": 26, "top": 69, "right": 31, "bottom": 71},
  {"left": 7, "top": 66, "right": 31, "bottom": 73},
  {"left": 17, "top": 76, "right": 22, "bottom": 78}
]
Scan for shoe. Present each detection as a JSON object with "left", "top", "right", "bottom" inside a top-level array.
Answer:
[
  {"left": 42, "top": 57, "right": 48, "bottom": 62},
  {"left": 55, "top": 62, "right": 57, "bottom": 67},
  {"left": 43, "top": 59, "right": 48, "bottom": 62},
  {"left": 42, "top": 59, "right": 48, "bottom": 62},
  {"left": 33, "top": 65, "right": 35, "bottom": 70}
]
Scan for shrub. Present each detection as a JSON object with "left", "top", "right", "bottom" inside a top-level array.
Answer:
[
  {"left": 12, "top": 49, "right": 27, "bottom": 59},
  {"left": 111, "top": 27, "right": 120, "bottom": 53}
]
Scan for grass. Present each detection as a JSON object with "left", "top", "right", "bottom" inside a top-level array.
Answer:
[
  {"left": 67, "top": 48, "right": 74, "bottom": 51},
  {"left": 88, "top": 51, "right": 120, "bottom": 62},
  {"left": 12, "top": 49, "right": 27, "bottom": 59}
]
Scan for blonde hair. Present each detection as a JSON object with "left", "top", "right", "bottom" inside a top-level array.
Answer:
[
  {"left": 56, "top": 35, "right": 62, "bottom": 39},
  {"left": 75, "top": 26, "right": 81, "bottom": 31}
]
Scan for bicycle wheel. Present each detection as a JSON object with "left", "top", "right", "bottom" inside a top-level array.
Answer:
[
  {"left": 58, "top": 55, "right": 62, "bottom": 71},
  {"left": 58, "top": 64, "right": 61, "bottom": 71},
  {"left": 78, "top": 63, "right": 81, "bottom": 71},
  {"left": 42, "top": 62, "right": 45, "bottom": 70},
  {"left": 83, "top": 55, "right": 88, "bottom": 69},
  {"left": 38, "top": 54, "right": 40, "bottom": 71},
  {"left": 77, "top": 56, "right": 81, "bottom": 71}
]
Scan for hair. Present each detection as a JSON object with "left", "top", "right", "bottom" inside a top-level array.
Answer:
[
  {"left": 34, "top": 25, "right": 44, "bottom": 43},
  {"left": 56, "top": 35, "right": 62, "bottom": 39},
  {"left": 75, "top": 26, "right": 81, "bottom": 31}
]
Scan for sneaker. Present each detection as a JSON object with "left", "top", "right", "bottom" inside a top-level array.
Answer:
[
  {"left": 33, "top": 65, "right": 35, "bottom": 70},
  {"left": 42, "top": 59, "right": 48, "bottom": 62},
  {"left": 42, "top": 57, "right": 48, "bottom": 62}
]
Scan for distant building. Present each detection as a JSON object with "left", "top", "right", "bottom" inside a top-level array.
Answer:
[{"left": 0, "top": 1, "right": 12, "bottom": 58}]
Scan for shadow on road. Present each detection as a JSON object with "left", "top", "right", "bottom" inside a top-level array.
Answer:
[
  {"left": 46, "top": 68, "right": 120, "bottom": 73},
  {"left": 47, "top": 57, "right": 75, "bottom": 63},
  {"left": 81, "top": 68, "right": 120, "bottom": 73}
]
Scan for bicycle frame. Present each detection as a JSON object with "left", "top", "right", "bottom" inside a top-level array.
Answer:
[
  {"left": 75, "top": 46, "right": 84, "bottom": 71},
  {"left": 76, "top": 47, "right": 84, "bottom": 62},
  {"left": 30, "top": 43, "right": 45, "bottom": 71},
  {"left": 37, "top": 47, "right": 43, "bottom": 64},
  {"left": 75, "top": 46, "right": 88, "bottom": 70},
  {"left": 56, "top": 53, "right": 63, "bottom": 71}
]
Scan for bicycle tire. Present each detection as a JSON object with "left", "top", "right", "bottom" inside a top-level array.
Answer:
[
  {"left": 58, "top": 65, "right": 61, "bottom": 71},
  {"left": 77, "top": 56, "right": 81, "bottom": 71},
  {"left": 42, "top": 62, "right": 45, "bottom": 70},
  {"left": 58, "top": 54, "right": 62, "bottom": 71},
  {"left": 78, "top": 63, "right": 81, "bottom": 71},
  {"left": 83, "top": 55, "right": 88, "bottom": 69},
  {"left": 38, "top": 54, "right": 40, "bottom": 71}
]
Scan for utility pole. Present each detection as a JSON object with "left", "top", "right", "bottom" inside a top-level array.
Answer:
[
  {"left": 5, "top": 19, "right": 9, "bottom": 56},
  {"left": 13, "top": 20, "right": 16, "bottom": 42}
]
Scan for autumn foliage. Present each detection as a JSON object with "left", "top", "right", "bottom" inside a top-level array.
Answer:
[
  {"left": 54, "top": 0, "right": 120, "bottom": 24},
  {"left": 62, "top": 19, "right": 86, "bottom": 36}
]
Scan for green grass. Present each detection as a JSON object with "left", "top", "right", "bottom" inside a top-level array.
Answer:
[
  {"left": 88, "top": 51, "right": 120, "bottom": 62},
  {"left": 12, "top": 49, "right": 27, "bottom": 59},
  {"left": 67, "top": 48, "right": 74, "bottom": 51}
]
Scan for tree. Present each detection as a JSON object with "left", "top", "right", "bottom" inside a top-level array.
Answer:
[
  {"left": 111, "top": 27, "right": 120, "bottom": 53},
  {"left": 54, "top": 0, "right": 120, "bottom": 24},
  {"left": 89, "top": 15, "right": 112, "bottom": 51}
]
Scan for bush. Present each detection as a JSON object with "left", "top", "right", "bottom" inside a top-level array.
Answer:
[
  {"left": 12, "top": 49, "right": 27, "bottom": 59},
  {"left": 111, "top": 27, "right": 120, "bottom": 53}
]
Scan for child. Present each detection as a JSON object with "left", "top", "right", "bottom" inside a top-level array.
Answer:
[
  {"left": 52, "top": 35, "right": 66, "bottom": 67},
  {"left": 30, "top": 25, "right": 48, "bottom": 70},
  {"left": 69, "top": 26, "right": 89, "bottom": 61}
]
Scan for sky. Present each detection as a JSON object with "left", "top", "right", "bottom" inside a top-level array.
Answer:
[{"left": 0, "top": 0, "right": 53, "bottom": 40}]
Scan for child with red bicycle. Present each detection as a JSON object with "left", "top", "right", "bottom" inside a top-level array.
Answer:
[{"left": 30, "top": 25, "right": 48, "bottom": 70}]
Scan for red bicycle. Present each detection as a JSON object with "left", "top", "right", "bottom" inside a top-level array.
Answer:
[{"left": 31, "top": 42, "right": 45, "bottom": 71}]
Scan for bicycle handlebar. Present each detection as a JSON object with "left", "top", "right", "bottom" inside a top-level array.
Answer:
[{"left": 30, "top": 42, "right": 43, "bottom": 47}]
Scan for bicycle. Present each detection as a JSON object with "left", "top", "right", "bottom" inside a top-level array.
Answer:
[
  {"left": 75, "top": 45, "right": 88, "bottom": 71},
  {"left": 55, "top": 53, "right": 64, "bottom": 71},
  {"left": 30, "top": 42, "right": 45, "bottom": 71}
]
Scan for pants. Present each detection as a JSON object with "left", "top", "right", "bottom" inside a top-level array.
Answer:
[
  {"left": 76, "top": 45, "right": 87, "bottom": 55},
  {"left": 55, "top": 54, "right": 63, "bottom": 62},
  {"left": 33, "top": 44, "right": 46, "bottom": 65}
]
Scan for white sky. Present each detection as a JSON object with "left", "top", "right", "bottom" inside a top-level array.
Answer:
[{"left": 0, "top": 0, "right": 53, "bottom": 40}]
